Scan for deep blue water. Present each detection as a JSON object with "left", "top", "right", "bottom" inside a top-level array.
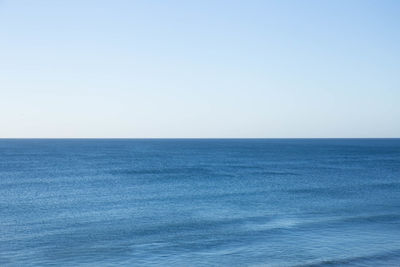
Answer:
[{"left": 1, "top": 139, "right": 400, "bottom": 266}]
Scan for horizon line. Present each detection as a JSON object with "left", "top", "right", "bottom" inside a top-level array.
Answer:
[{"left": 0, "top": 137, "right": 399, "bottom": 140}]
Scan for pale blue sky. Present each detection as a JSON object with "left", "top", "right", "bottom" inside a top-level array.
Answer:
[{"left": 1, "top": 0, "right": 399, "bottom": 138}]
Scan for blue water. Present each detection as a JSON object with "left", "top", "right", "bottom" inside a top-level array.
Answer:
[{"left": 1, "top": 139, "right": 400, "bottom": 266}]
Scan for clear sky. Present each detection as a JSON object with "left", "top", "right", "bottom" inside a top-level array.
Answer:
[{"left": 1, "top": 0, "right": 399, "bottom": 138}]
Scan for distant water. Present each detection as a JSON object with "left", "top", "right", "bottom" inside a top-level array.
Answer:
[{"left": 1, "top": 139, "right": 400, "bottom": 266}]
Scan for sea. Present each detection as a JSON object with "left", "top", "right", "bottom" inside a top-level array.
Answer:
[{"left": 1, "top": 139, "right": 400, "bottom": 266}]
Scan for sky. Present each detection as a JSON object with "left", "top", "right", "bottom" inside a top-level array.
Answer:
[{"left": 0, "top": 0, "right": 399, "bottom": 138}]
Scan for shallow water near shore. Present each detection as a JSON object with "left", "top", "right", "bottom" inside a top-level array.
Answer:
[{"left": 1, "top": 139, "right": 400, "bottom": 266}]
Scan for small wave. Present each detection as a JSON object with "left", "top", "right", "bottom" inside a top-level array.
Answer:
[
  {"left": 109, "top": 167, "right": 211, "bottom": 176},
  {"left": 293, "top": 249, "right": 400, "bottom": 266},
  {"left": 256, "top": 171, "right": 299, "bottom": 176},
  {"left": 342, "top": 213, "right": 400, "bottom": 224},
  {"left": 243, "top": 218, "right": 299, "bottom": 231},
  {"left": 287, "top": 182, "right": 400, "bottom": 196},
  {"left": 227, "top": 165, "right": 263, "bottom": 170}
]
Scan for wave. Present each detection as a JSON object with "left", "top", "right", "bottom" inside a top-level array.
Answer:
[
  {"left": 287, "top": 182, "right": 400, "bottom": 195},
  {"left": 294, "top": 249, "right": 400, "bottom": 266},
  {"left": 109, "top": 167, "right": 212, "bottom": 175}
]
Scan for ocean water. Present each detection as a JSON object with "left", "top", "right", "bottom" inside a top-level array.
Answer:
[{"left": 1, "top": 139, "right": 400, "bottom": 266}]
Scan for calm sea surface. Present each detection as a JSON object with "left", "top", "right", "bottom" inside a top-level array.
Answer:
[{"left": 1, "top": 139, "right": 400, "bottom": 266}]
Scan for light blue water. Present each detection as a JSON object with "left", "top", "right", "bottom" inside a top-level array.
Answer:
[{"left": 1, "top": 139, "right": 400, "bottom": 266}]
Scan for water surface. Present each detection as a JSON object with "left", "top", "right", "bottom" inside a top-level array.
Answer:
[{"left": 1, "top": 139, "right": 400, "bottom": 266}]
